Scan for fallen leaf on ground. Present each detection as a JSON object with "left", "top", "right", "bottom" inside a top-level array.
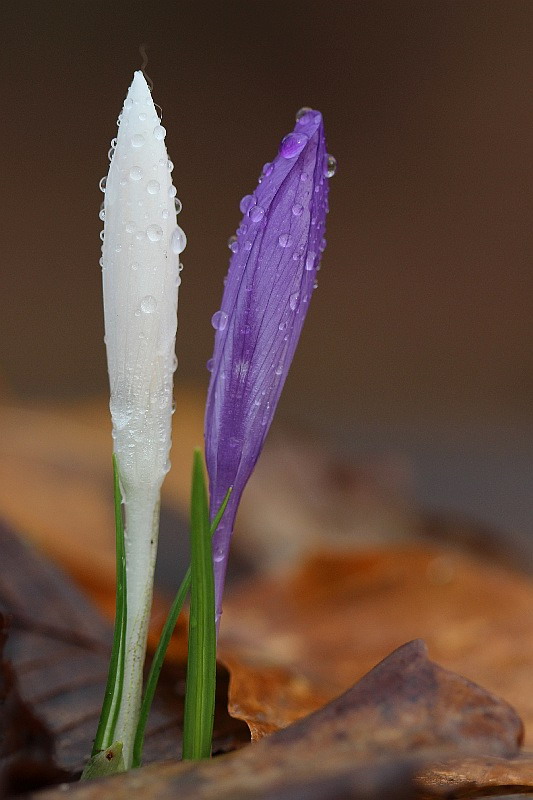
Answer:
[
  {"left": 0, "top": 520, "right": 248, "bottom": 783},
  {"left": 0, "top": 613, "right": 70, "bottom": 796},
  {"left": 418, "top": 753, "right": 533, "bottom": 797},
  {"left": 220, "top": 547, "right": 533, "bottom": 747},
  {"left": 33, "top": 640, "right": 523, "bottom": 800}
]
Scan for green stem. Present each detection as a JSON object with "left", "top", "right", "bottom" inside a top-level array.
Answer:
[
  {"left": 182, "top": 449, "right": 216, "bottom": 760},
  {"left": 132, "top": 482, "right": 232, "bottom": 767},
  {"left": 91, "top": 455, "right": 127, "bottom": 756}
]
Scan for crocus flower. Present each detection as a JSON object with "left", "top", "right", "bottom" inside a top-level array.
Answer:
[
  {"left": 101, "top": 71, "right": 186, "bottom": 765},
  {"left": 205, "top": 108, "right": 334, "bottom": 625}
]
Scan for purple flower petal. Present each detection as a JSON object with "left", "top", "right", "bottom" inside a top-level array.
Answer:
[{"left": 205, "top": 109, "right": 332, "bottom": 623}]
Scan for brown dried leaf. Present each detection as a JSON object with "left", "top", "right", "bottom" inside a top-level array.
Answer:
[
  {"left": 33, "top": 640, "right": 523, "bottom": 800},
  {"left": 418, "top": 753, "right": 533, "bottom": 797},
  {"left": 0, "top": 613, "right": 70, "bottom": 796},
  {"left": 220, "top": 547, "right": 533, "bottom": 747},
  {"left": 0, "top": 520, "right": 247, "bottom": 784}
]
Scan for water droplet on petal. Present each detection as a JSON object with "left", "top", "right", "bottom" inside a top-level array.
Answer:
[
  {"left": 99, "top": 257, "right": 104, "bottom": 267},
  {"left": 124, "top": 98, "right": 133, "bottom": 111},
  {"left": 129, "top": 166, "right": 143, "bottom": 181},
  {"left": 249, "top": 205, "right": 265, "bottom": 222},
  {"left": 296, "top": 106, "right": 312, "bottom": 121},
  {"left": 305, "top": 251, "right": 316, "bottom": 270},
  {"left": 278, "top": 233, "right": 292, "bottom": 248},
  {"left": 319, "top": 237, "right": 327, "bottom": 252},
  {"left": 125, "top": 220, "right": 136, "bottom": 233},
  {"left": 147, "top": 180, "right": 160, "bottom": 194},
  {"left": 206, "top": 358, "right": 214, "bottom": 372},
  {"left": 279, "top": 132, "right": 308, "bottom": 159},
  {"left": 174, "top": 197, "right": 182, "bottom": 214},
  {"left": 139, "top": 112, "right": 147, "bottom": 121},
  {"left": 153, "top": 124, "right": 166, "bottom": 140},
  {"left": 289, "top": 292, "right": 299, "bottom": 311},
  {"left": 146, "top": 224, "right": 163, "bottom": 242},
  {"left": 161, "top": 208, "right": 169, "bottom": 219},
  {"left": 244, "top": 240, "right": 252, "bottom": 251},
  {"left": 131, "top": 133, "right": 145, "bottom": 148},
  {"left": 167, "top": 160, "right": 174, "bottom": 172},
  {"left": 213, "top": 548, "right": 225, "bottom": 563},
  {"left": 99, "top": 176, "right": 107, "bottom": 192},
  {"left": 300, "top": 172, "right": 308, "bottom": 182},
  {"left": 262, "top": 162, "right": 274, "bottom": 176},
  {"left": 140, "top": 295, "right": 157, "bottom": 314},
  {"left": 211, "top": 310, "right": 228, "bottom": 331},
  {"left": 99, "top": 230, "right": 105, "bottom": 241},
  {"left": 324, "top": 154, "right": 337, "bottom": 177},
  {"left": 99, "top": 208, "right": 106, "bottom": 221},
  {"left": 275, "top": 364, "right": 283, "bottom": 376},
  {"left": 278, "top": 320, "right": 287, "bottom": 331},
  {"left": 239, "top": 194, "right": 254, "bottom": 214},
  {"left": 170, "top": 226, "right": 187, "bottom": 254},
  {"left": 168, "top": 185, "right": 177, "bottom": 198},
  {"left": 227, "top": 235, "right": 238, "bottom": 251},
  {"left": 291, "top": 203, "right": 303, "bottom": 217}
]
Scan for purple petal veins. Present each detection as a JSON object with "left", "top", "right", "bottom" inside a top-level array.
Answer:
[{"left": 205, "top": 108, "right": 333, "bottom": 626}]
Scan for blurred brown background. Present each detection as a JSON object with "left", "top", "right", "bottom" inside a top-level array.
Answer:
[{"left": 0, "top": 0, "right": 532, "bottom": 535}]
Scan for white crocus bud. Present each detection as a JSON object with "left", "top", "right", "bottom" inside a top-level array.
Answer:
[{"left": 101, "top": 71, "right": 186, "bottom": 766}]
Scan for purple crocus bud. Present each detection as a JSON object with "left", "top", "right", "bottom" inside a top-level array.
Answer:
[{"left": 205, "top": 108, "right": 334, "bottom": 625}]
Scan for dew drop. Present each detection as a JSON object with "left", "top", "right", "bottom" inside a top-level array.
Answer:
[
  {"left": 239, "top": 194, "right": 254, "bottom": 214},
  {"left": 319, "top": 237, "right": 327, "bottom": 252},
  {"left": 131, "top": 133, "right": 145, "bottom": 148},
  {"left": 300, "top": 172, "right": 308, "bottom": 182},
  {"left": 262, "top": 162, "right": 274, "bottom": 176},
  {"left": 295, "top": 106, "right": 312, "bottom": 122},
  {"left": 147, "top": 179, "right": 160, "bottom": 195},
  {"left": 139, "top": 112, "right": 147, "bottom": 122},
  {"left": 244, "top": 240, "right": 252, "bottom": 251},
  {"left": 278, "top": 320, "right": 288, "bottom": 331},
  {"left": 125, "top": 221, "right": 136, "bottom": 233},
  {"left": 167, "top": 160, "right": 174, "bottom": 172},
  {"left": 275, "top": 364, "right": 283, "bottom": 376},
  {"left": 213, "top": 548, "right": 225, "bottom": 563},
  {"left": 227, "top": 235, "right": 239, "bottom": 253},
  {"left": 291, "top": 203, "right": 303, "bottom": 217},
  {"left": 161, "top": 208, "right": 169, "bottom": 219},
  {"left": 170, "top": 226, "right": 187, "bottom": 254},
  {"left": 140, "top": 295, "right": 157, "bottom": 314},
  {"left": 324, "top": 154, "right": 337, "bottom": 177},
  {"left": 168, "top": 185, "right": 177, "bottom": 198},
  {"left": 206, "top": 358, "right": 214, "bottom": 372},
  {"left": 278, "top": 233, "right": 292, "bottom": 248},
  {"left": 146, "top": 224, "right": 163, "bottom": 242},
  {"left": 124, "top": 98, "right": 133, "bottom": 111},
  {"left": 99, "top": 208, "right": 106, "bottom": 221},
  {"left": 211, "top": 310, "right": 228, "bottom": 331},
  {"left": 129, "top": 166, "right": 143, "bottom": 181},
  {"left": 99, "top": 176, "right": 107, "bottom": 192},
  {"left": 279, "top": 132, "right": 308, "bottom": 159},
  {"left": 174, "top": 197, "right": 182, "bottom": 214},
  {"left": 153, "top": 124, "right": 166, "bottom": 140},
  {"left": 99, "top": 257, "right": 104, "bottom": 267},
  {"left": 99, "top": 230, "right": 105, "bottom": 241},
  {"left": 289, "top": 292, "right": 299, "bottom": 311},
  {"left": 249, "top": 205, "right": 265, "bottom": 222},
  {"left": 305, "top": 251, "right": 316, "bottom": 270}
]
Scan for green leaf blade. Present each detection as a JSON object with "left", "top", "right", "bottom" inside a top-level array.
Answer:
[{"left": 182, "top": 449, "right": 216, "bottom": 760}]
